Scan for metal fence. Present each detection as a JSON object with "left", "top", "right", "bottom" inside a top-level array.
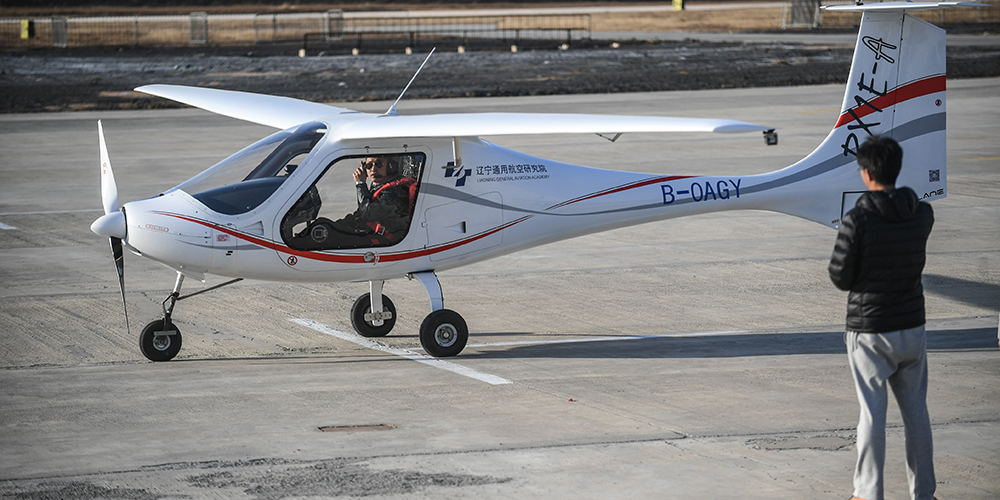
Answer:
[
  {"left": 0, "top": 10, "right": 591, "bottom": 50},
  {"left": 340, "top": 13, "right": 590, "bottom": 48},
  {"left": 4, "top": 4, "right": 997, "bottom": 49},
  {"left": 782, "top": 1, "right": 822, "bottom": 29}
]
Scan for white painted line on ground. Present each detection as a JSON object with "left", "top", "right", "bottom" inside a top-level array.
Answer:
[
  {"left": 0, "top": 209, "right": 103, "bottom": 216},
  {"left": 468, "top": 330, "right": 748, "bottom": 348},
  {"left": 290, "top": 318, "right": 512, "bottom": 386},
  {"left": 0, "top": 208, "right": 108, "bottom": 230}
]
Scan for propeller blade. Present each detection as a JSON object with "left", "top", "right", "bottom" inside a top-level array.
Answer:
[
  {"left": 97, "top": 121, "right": 129, "bottom": 334},
  {"left": 110, "top": 236, "right": 129, "bottom": 335},
  {"left": 98, "top": 120, "right": 119, "bottom": 215}
]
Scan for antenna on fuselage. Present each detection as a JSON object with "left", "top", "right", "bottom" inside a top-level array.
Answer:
[{"left": 384, "top": 47, "right": 436, "bottom": 117}]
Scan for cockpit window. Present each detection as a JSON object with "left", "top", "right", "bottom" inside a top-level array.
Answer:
[
  {"left": 172, "top": 122, "right": 326, "bottom": 215},
  {"left": 281, "top": 153, "right": 425, "bottom": 250}
]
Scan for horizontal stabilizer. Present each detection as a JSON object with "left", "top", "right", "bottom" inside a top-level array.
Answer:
[
  {"left": 339, "top": 113, "right": 771, "bottom": 140},
  {"left": 823, "top": 1, "right": 989, "bottom": 12},
  {"left": 135, "top": 84, "right": 356, "bottom": 129}
]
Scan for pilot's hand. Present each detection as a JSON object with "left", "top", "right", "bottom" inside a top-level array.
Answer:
[{"left": 353, "top": 166, "right": 367, "bottom": 183}]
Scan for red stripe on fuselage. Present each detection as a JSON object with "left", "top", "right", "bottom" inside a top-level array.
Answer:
[
  {"left": 835, "top": 75, "right": 945, "bottom": 129},
  {"left": 548, "top": 175, "right": 693, "bottom": 210},
  {"left": 157, "top": 212, "right": 527, "bottom": 264}
]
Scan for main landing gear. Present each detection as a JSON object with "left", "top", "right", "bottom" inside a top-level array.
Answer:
[
  {"left": 139, "top": 272, "right": 243, "bottom": 362},
  {"left": 349, "top": 271, "right": 469, "bottom": 357}
]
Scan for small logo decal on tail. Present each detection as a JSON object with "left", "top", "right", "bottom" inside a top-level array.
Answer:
[{"left": 921, "top": 189, "right": 945, "bottom": 200}]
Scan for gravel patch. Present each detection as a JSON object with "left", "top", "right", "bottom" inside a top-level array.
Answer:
[{"left": 2, "top": 39, "right": 996, "bottom": 114}]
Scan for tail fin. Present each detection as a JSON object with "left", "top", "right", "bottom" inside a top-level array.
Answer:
[{"left": 757, "top": 3, "right": 959, "bottom": 229}]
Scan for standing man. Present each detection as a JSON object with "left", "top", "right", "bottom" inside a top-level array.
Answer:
[{"left": 828, "top": 136, "right": 936, "bottom": 500}]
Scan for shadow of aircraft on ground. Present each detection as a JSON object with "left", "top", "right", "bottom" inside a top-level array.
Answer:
[
  {"left": 462, "top": 274, "right": 999, "bottom": 360},
  {"left": 924, "top": 274, "right": 1000, "bottom": 311},
  {"left": 466, "top": 326, "right": 997, "bottom": 360}
]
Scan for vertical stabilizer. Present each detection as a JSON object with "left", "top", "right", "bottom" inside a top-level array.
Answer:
[
  {"left": 754, "top": 4, "right": 954, "bottom": 228},
  {"left": 842, "top": 10, "right": 948, "bottom": 209}
]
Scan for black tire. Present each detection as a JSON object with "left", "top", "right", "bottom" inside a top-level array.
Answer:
[
  {"left": 419, "top": 309, "right": 468, "bottom": 357},
  {"left": 139, "top": 319, "right": 182, "bottom": 362},
  {"left": 351, "top": 293, "right": 396, "bottom": 338}
]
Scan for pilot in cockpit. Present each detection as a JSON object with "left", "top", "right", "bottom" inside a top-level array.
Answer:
[{"left": 281, "top": 155, "right": 418, "bottom": 250}]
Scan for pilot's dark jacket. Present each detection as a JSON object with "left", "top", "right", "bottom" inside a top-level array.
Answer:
[
  {"left": 281, "top": 176, "right": 416, "bottom": 251},
  {"left": 828, "top": 187, "right": 934, "bottom": 333},
  {"left": 354, "top": 176, "right": 414, "bottom": 241}
]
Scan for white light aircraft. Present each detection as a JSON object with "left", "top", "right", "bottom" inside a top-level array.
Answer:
[{"left": 92, "top": 2, "right": 978, "bottom": 361}]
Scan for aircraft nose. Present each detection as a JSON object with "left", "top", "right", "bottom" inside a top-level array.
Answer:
[{"left": 91, "top": 210, "right": 127, "bottom": 239}]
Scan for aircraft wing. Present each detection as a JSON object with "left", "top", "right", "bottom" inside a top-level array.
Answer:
[
  {"left": 135, "top": 84, "right": 356, "bottom": 130},
  {"left": 339, "top": 113, "right": 771, "bottom": 139},
  {"left": 136, "top": 84, "right": 770, "bottom": 137}
]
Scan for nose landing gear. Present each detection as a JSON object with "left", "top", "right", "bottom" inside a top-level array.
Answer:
[{"left": 138, "top": 272, "right": 243, "bottom": 362}]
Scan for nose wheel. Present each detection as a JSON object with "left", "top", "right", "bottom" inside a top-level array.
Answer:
[
  {"left": 140, "top": 319, "right": 182, "bottom": 361},
  {"left": 139, "top": 273, "right": 185, "bottom": 362}
]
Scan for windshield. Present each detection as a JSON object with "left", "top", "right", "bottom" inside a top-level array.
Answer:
[{"left": 172, "top": 122, "right": 327, "bottom": 215}]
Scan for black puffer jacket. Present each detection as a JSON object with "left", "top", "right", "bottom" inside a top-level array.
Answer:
[{"left": 828, "top": 187, "right": 934, "bottom": 333}]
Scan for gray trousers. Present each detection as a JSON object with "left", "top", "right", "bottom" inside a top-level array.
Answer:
[{"left": 846, "top": 325, "right": 935, "bottom": 500}]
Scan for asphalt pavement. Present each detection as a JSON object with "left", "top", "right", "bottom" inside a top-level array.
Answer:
[{"left": 0, "top": 78, "right": 997, "bottom": 499}]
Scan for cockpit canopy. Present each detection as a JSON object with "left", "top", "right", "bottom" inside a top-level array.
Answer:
[{"left": 171, "top": 122, "right": 327, "bottom": 215}]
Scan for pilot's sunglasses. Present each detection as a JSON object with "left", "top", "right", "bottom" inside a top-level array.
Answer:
[{"left": 364, "top": 161, "right": 384, "bottom": 170}]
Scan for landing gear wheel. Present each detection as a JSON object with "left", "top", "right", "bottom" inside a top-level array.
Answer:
[
  {"left": 419, "top": 309, "right": 468, "bottom": 357},
  {"left": 139, "top": 319, "right": 182, "bottom": 362},
  {"left": 351, "top": 293, "right": 396, "bottom": 338}
]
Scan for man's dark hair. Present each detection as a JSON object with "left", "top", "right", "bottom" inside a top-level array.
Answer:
[{"left": 857, "top": 135, "right": 903, "bottom": 186}]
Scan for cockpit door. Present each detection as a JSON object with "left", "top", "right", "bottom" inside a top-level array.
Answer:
[{"left": 272, "top": 148, "right": 429, "bottom": 271}]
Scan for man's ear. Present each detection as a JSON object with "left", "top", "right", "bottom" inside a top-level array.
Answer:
[
  {"left": 858, "top": 167, "right": 871, "bottom": 189},
  {"left": 859, "top": 168, "right": 887, "bottom": 191}
]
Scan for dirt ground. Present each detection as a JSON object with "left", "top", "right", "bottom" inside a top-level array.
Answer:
[
  {"left": 3, "top": 39, "right": 1000, "bottom": 114},
  {"left": 1, "top": 2, "right": 998, "bottom": 113}
]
